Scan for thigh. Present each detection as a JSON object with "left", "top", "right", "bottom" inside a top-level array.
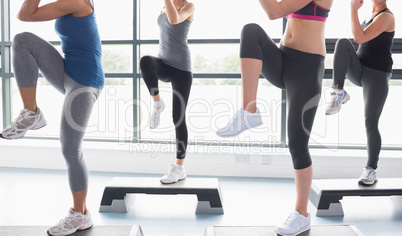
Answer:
[
  {"left": 12, "top": 32, "right": 66, "bottom": 93},
  {"left": 171, "top": 69, "right": 193, "bottom": 116},
  {"left": 60, "top": 76, "right": 101, "bottom": 144},
  {"left": 361, "top": 66, "right": 391, "bottom": 118},
  {"left": 240, "top": 23, "right": 284, "bottom": 89},
  {"left": 283, "top": 48, "right": 325, "bottom": 143}
]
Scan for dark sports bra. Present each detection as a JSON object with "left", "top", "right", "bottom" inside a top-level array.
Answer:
[{"left": 287, "top": 1, "right": 330, "bottom": 22}]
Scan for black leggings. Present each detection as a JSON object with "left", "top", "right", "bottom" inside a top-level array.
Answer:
[
  {"left": 240, "top": 23, "right": 325, "bottom": 170},
  {"left": 140, "top": 56, "right": 193, "bottom": 159},
  {"left": 333, "top": 38, "right": 391, "bottom": 169}
]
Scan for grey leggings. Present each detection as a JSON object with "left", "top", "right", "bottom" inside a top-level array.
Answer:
[
  {"left": 240, "top": 23, "right": 325, "bottom": 170},
  {"left": 12, "top": 32, "right": 101, "bottom": 192},
  {"left": 333, "top": 38, "right": 391, "bottom": 169}
]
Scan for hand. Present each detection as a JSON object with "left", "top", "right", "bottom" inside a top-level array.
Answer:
[{"left": 351, "top": 0, "right": 364, "bottom": 11}]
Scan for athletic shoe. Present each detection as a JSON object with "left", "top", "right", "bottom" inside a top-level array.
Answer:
[
  {"left": 150, "top": 100, "right": 165, "bottom": 129},
  {"left": 275, "top": 210, "right": 311, "bottom": 236},
  {"left": 47, "top": 208, "right": 93, "bottom": 236},
  {"left": 358, "top": 166, "right": 378, "bottom": 186},
  {"left": 160, "top": 163, "right": 186, "bottom": 184},
  {"left": 0, "top": 108, "right": 47, "bottom": 139},
  {"left": 325, "top": 90, "right": 350, "bottom": 115},
  {"left": 216, "top": 108, "right": 262, "bottom": 137}
]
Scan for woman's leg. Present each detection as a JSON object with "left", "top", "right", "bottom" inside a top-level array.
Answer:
[
  {"left": 1, "top": 32, "right": 66, "bottom": 139},
  {"left": 359, "top": 67, "right": 391, "bottom": 185},
  {"left": 60, "top": 75, "right": 101, "bottom": 211},
  {"left": 240, "top": 23, "right": 284, "bottom": 112},
  {"left": 159, "top": 68, "right": 192, "bottom": 184},
  {"left": 217, "top": 24, "right": 283, "bottom": 137},
  {"left": 171, "top": 70, "right": 193, "bottom": 160},
  {"left": 140, "top": 56, "right": 170, "bottom": 129},
  {"left": 13, "top": 32, "right": 66, "bottom": 109},
  {"left": 327, "top": 38, "right": 363, "bottom": 115},
  {"left": 275, "top": 47, "right": 324, "bottom": 236}
]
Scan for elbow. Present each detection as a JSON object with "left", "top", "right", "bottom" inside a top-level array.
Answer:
[
  {"left": 353, "top": 37, "right": 364, "bottom": 45},
  {"left": 167, "top": 17, "right": 179, "bottom": 25},
  {"left": 267, "top": 11, "right": 282, "bottom": 20},
  {"left": 17, "top": 13, "right": 31, "bottom": 22}
]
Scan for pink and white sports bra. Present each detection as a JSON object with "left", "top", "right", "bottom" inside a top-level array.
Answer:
[{"left": 287, "top": 1, "right": 330, "bottom": 22}]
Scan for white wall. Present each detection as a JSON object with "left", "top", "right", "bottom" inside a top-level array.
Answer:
[{"left": 1, "top": 139, "right": 401, "bottom": 179}]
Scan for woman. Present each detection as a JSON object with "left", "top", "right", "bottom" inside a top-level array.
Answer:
[
  {"left": 140, "top": 0, "right": 195, "bottom": 184},
  {"left": 1, "top": 0, "right": 103, "bottom": 235},
  {"left": 326, "top": 0, "right": 394, "bottom": 186},
  {"left": 216, "top": 0, "right": 333, "bottom": 235}
]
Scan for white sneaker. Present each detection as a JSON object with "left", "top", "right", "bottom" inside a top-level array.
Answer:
[
  {"left": 216, "top": 108, "right": 262, "bottom": 137},
  {"left": 47, "top": 208, "right": 93, "bottom": 236},
  {"left": 358, "top": 166, "right": 378, "bottom": 186},
  {"left": 160, "top": 163, "right": 187, "bottom": 184},
  {"left": 325, "top": 90, "right": 350, "bottom": 115},
  {"left": 275, "top": 210, "right": 311, "bottom": 236},
  {"left": 0, "top": 107, "right": 47, "bottom": 139},
  {"left": 150, "top": 100, "right": 165, "bottom": 129}
]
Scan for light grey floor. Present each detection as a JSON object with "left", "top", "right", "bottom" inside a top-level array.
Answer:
[{"left": 0, "top": 167, "right": 401, "bottom": 236}]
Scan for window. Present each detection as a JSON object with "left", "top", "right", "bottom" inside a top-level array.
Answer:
[{"left": 2, "top": 0, "right": 402, "bottom": 151}]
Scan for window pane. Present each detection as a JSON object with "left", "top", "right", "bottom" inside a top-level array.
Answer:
[
  {"left": 140, "top": 0, "right": 283, "bottom": 40},
  {"left": 102, "top": 45, "right": 133, "bottom": 73},
  {"left": 95, "top": 0, "right": 133, "bottom": 40}
]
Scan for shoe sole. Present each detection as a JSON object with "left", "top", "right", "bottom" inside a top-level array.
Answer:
[
  {"left": 47, "top": 224, "right": 93, "bottom": 236},
  {"left": 275, "top": 226, "right": 311, "bottom": 236},
  {"left": 326, "top": 95, "right": 350, "bottom": 115},
  {"left": 358, "top": 179, "right": 378, "bottom": 186},
  {"left": 160, "top": 177, "right": 186, "bottom": 184},
  {"left": 217, "top": 122, "right": 263, "bottom": 138},
  {"left": 0, "top": 123, "right": 47, "bottom": 140}
]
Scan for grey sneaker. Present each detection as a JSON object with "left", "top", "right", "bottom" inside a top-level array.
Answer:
[
  {"left": 358, "top": 167, "right": 378, "bottom": 186},
  {"left": 47, "top": 208, "right": 93, "bottom": 236},
  {"left": 216, "top": 108, "right": 262, "bottom": 137},
  {"left": 0, "top": 108, "right": 47, "bottom": 139},
  {"left": 275, "top": 210, "right": 311, "bottom": 236},
  {"left": 150, "top": 100, "right": 165, "bottom": 129},
  {"left": 326, "top": 90, "right": 350, "bottom": 115}
]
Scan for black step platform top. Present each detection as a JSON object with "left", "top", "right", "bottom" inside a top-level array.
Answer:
[
  {"left": 204, "top": 225, "right": 363, "bottom": 236},
  {"left": 0, "top": 225, "right": 143, "bottom": 236}
]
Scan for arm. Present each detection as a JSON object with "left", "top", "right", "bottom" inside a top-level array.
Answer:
[
  {"left": 258, "top": 0, "right": 312, "bottom": 20},
  {"left": 351, "top": 0, "right": 394, "bottom": 44},
  {"left": 18, "top": 0, "right": 86, "bottom": 22},
  {"left": 164, "top": 0, "right": 195, "bottom": 25}
]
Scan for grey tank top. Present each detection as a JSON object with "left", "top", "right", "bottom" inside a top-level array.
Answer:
[{"left": 157, "top": 13, "right": 192, "bottom": 72}]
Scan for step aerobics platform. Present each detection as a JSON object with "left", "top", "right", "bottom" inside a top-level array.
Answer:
[
  {"left": 310, "top": 178, "right": 402, "bottom": 216},
  {"left": 99, "top": 177, "right": 224, "bottom": 214},
  {"left": 0, "top": 225, "right": 143, "bottom": 236},
  {"left": 204, "top": 225, "right": 363, "bottom": 236}
]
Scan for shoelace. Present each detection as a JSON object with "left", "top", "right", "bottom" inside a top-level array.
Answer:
[
  {"left": 226, "top": 110, "right": 243, "bottom": 126},
  {"left": 284, "top": 212, "right": 299, "bottom": 226},
  {"left": 9, "top": 109, "right": 30, "bottom": 127}
]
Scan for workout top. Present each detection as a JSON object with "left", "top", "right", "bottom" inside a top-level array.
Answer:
[
  {"left": 55, "top": 4, "right": 104, "bottom": 89},
  {"left": 286, "top": 1, "right": 330, "bottom": 22},
  {"left": 357, "top": 8, "right": 394, "bottom": 73},
  {"left": 157, "top": 11, "right": 192, "bottom": 72}
]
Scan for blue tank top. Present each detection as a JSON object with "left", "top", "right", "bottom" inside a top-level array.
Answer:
[{"left": 55, "top": 10, "right": 104, "bottom": 89}]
